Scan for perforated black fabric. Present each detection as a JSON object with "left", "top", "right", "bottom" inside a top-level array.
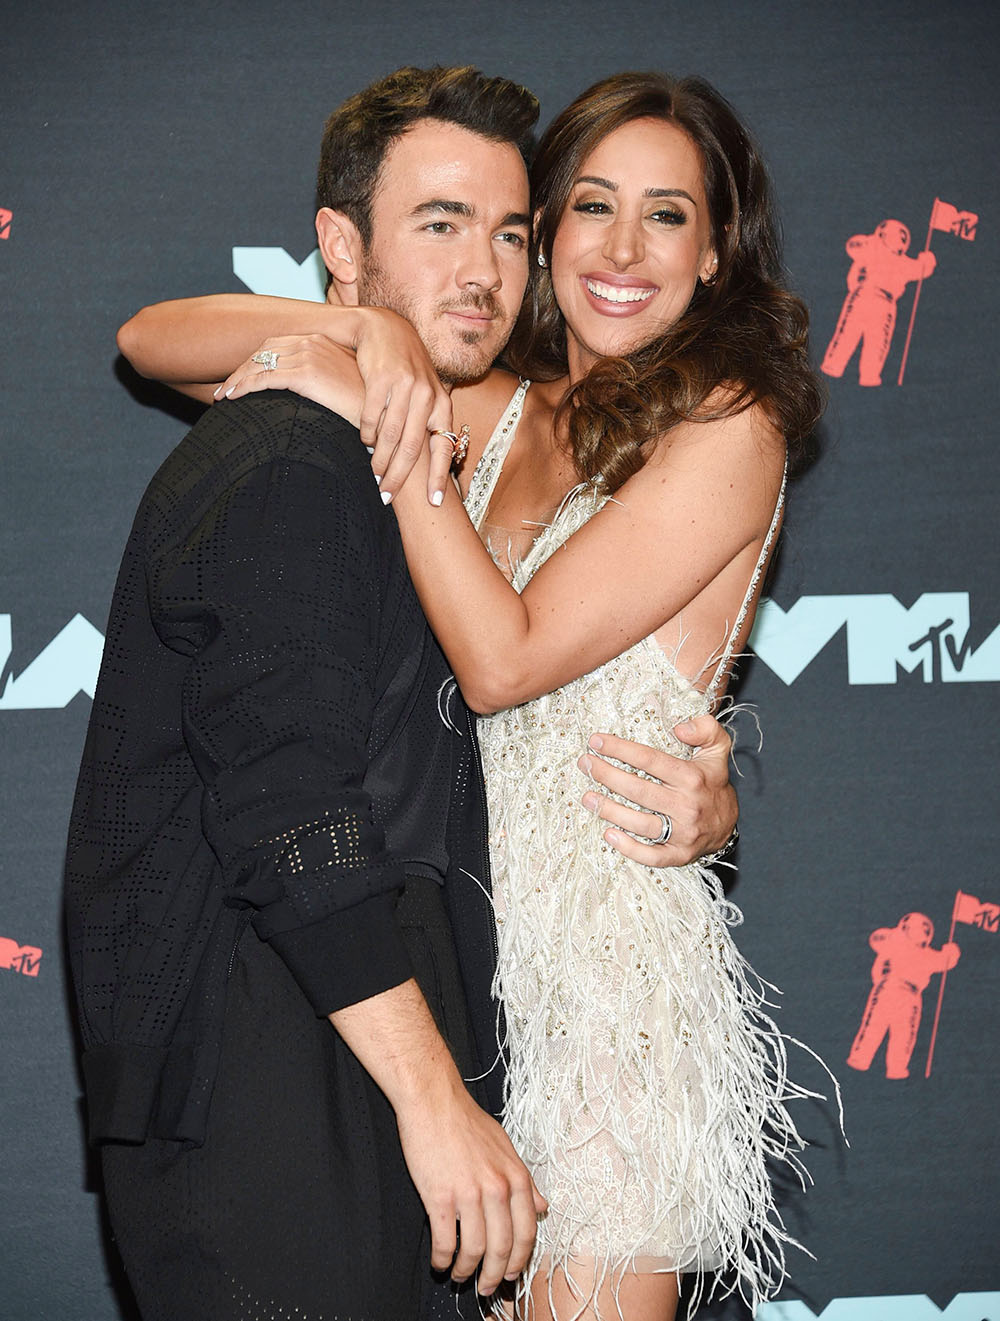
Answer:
[
  {"left": 66, "top": 393, "right": 493, "bottom": 1144},
  {"left": 101, "top": 878, "right": 484, "bottom": 1321}
]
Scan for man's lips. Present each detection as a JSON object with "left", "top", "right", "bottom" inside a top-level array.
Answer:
[
  {"left": 443, "top": 307, "right": 501, "bottom": 336},
  {"left": 444, "top": 304, "right": 496, "bottom": 321},
  {"left": 579, "top": 273, "right": 659, "bottom": 317}
]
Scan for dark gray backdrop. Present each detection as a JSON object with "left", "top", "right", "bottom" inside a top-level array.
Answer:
[{"left": 4, "top": 1, "right": 998, "bottom": 1317}]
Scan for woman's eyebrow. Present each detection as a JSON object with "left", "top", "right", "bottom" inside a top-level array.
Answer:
[{"left": 573, "top": 176, "right": 697, "bottom": 206}]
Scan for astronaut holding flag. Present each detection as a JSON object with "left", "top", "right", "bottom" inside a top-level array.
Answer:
[
  {"left": 822, "top": 197, "right": 978, "bottom": 387},
  {"left": 821, "top": 219, "right": 937, "bottom": 387}
]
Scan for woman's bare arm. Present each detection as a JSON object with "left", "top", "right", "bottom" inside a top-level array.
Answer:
[
  {"left": 117, "top": 296, "right": 456, "bottom": 497},
  {"left": 116, "top": 294, "right": 359, "bottom": 400},
  {"left": 390, "top": 404, "right": 785, "bottom": 713}
]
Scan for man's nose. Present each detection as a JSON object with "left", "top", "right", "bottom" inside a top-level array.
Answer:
[{"left": 456, "top": 234, "right": 503, "bottom": 291}]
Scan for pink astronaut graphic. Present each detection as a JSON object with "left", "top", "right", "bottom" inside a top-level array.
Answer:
[
  {"left": 822, "top": 199, "right": 978, "bottom": 387},
  {"left": 848, "top": 890, "right": 998, "bottom": 1080}
]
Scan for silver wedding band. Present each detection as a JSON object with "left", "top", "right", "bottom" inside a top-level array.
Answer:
[{"left": 648, "top": 811, "right": 672, "bottom": 845}]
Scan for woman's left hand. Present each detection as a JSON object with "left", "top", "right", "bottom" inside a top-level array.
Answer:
[
  {"left": 215, "top": 329, "right": 456, "bottom": 503},
  {"left": 215, "top": 333, "right": 367, "bottom": 425}
]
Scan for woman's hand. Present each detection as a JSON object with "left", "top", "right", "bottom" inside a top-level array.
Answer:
[
  {"left": 216, "top": 334, "right": 367, "bottom": 424},
  {"left": 351, "top": 308, "right": 456, "bottom": 503},
  {"left": 216, "top": 310, "right": 457, "bottom": 504}
]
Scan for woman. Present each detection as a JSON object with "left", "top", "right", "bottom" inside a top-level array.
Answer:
[{"left": 121, "top": 73, "right": 824, "bottom": 1321}]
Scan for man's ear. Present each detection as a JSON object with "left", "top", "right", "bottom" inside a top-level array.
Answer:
[{"left": 316, "top": 208, "right": 363, "bottom": 306}]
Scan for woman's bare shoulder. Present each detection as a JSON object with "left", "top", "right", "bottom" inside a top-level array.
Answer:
[
  {"left": 627, "top": 399, "right": 785, "bottom": 539},
  {"left": 648, "top": 395, "right": 784, "bottom": 467}
]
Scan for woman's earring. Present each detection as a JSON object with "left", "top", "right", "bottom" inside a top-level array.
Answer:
[{"left": 537, "top": 252, "right": 547, "bottom": 268}]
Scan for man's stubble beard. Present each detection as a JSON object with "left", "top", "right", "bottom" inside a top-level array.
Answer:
[{"left": 358, "top": 251, "right": 511, "bottom": 387}]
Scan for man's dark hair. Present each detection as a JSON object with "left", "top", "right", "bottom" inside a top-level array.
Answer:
[{"left": 317, "top": 65, "right": 538, "bottom": 247}]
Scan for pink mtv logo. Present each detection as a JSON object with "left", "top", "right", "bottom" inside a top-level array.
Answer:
[
  {"left": 0, "top": 936, "right": 42, "bottom": 977},
  {"left": 0, "top": 207, "right": 10, "bottom": 240}
]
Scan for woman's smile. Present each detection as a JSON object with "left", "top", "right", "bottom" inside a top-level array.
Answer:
[{"left": 579, "top": 272, "right": 661, "bottom": 315}]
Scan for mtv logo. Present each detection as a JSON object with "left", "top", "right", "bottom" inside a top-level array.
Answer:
[
  {"left": 0, "top": 207, "right": 11, "bottom": 240},
  {"left": 0, "top": 937, "right": 43, "bottom": 977},
  {"left": 749, "top": 593, "right": 1000, "bottom": 685}
]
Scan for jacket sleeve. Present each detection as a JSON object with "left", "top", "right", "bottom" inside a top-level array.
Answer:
[{"left": 153, "top": 437, "right": 412, "bottom": 1015}]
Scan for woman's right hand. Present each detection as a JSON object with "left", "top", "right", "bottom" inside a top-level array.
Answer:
[{"left": 350, "top": 307, "right": 456, "bottom": 504}]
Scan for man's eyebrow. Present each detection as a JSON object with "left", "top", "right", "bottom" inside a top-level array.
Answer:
[
  {"left": 410, "top": 199, "right": 473, "bottom": 218},
  {"left": 409, "top": 200, "right": 531, "bottom": 227},
  {"left": 574, "top": 175, "right": 697, "bottom": 206}
]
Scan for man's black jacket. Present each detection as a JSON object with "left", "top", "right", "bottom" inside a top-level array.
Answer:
[{"left": 65, "top": 392, "right": 498, "bottom": 1145}]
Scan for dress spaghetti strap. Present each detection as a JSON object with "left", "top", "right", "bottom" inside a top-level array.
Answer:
[
  {"left": 463, "top": 379, "right": 530, "bottom": 533},
  {"left": 704, "top": 463, "right": 788, "bottom": 702}
]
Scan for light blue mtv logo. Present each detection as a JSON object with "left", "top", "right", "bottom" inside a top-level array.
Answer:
[
  {"left": 0, "top": 615, "right": 103, "bottom": 709},
  {"left": 760, "top": 1295, "right": 1000, "bottom": 1320},
  {"left": 750, "top": 593, "right": 1000, "bottom": 684},
  {"left": 233, "top": 247, "right": 326, "bottom": 301}
]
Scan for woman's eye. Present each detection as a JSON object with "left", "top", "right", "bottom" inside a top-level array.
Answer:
[
  {"left": 573, "top": 199, "right": 612, "bottom": 215},
  {"left": 650, "top": 208, "right": 685, "bottom": 226}
]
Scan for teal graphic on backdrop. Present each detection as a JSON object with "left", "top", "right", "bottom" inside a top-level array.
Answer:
[
  {"left": 760, "top": 1293, "right": 1000, "bottom": 1319},
  {"left": 750, "top": 594, "right": 1000, "bottom": 684},
  {"left": 0, "top": 615, "right": 104, "bottom": 709},
  {"left": 233, "top": 246, "right": 326, "bottom": 300},
  {"left": 4, "top": 596, "right": 1000, "bottom": 711}
]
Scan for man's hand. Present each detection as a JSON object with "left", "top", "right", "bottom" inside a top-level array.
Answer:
[
  {"left": 331, "top": 978, "right": 545, "bottom": 1294},
  {"left": 394, "top": 1069, "right": 546, "bottom": 1293},
  {"left": 578, "top": 713, "right": 738, "bottom": 867}
]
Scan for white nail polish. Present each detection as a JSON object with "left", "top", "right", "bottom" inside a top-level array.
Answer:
[
  {"left": 431, "top": 490, "right": 444, "bottom": 507},
  {"left": 365, "top": 446, "right": 375, "bottom": 455},
  {"left": 381, "top": 491, "right": 393, "bottom": 505},
  {"left": 374, "top": 473, "right": 381, "bottom": 485}
]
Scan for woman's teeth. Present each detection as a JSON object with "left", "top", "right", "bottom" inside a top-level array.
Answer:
[{"left": 585, "top": 280, "right": 656, "bottom": 304}]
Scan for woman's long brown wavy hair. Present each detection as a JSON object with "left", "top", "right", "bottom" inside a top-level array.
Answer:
[{"left": 504, "top": 73, "right": 824, "bottom": 491}]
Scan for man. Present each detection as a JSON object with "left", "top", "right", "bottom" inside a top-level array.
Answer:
[{"left": 69, "top": 66, "right": 737, "bottom": 1321}]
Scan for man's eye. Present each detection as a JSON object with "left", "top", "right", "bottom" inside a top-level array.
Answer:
[
  {"left": 497, "top": 232, "right": 527, "bottom": 248},
  {"left": 425, "top": 221, "right": 453, "bottom": 234}
]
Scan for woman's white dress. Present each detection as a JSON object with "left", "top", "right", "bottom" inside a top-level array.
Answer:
[{"left": 464, "top": 381, "right": 811, "bottom": 1317}]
